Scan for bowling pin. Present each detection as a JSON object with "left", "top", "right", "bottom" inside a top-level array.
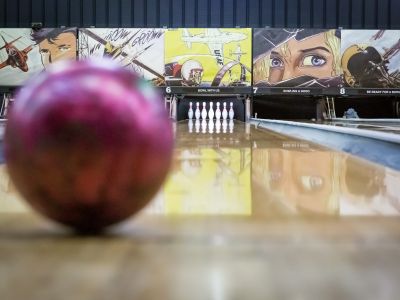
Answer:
[
  {"left": 208, "top": 119, "right": 214, "bottom": 134},
  {"left": 208, "top": 102, "right": 214, "bottom": 120},
  {"left": 195, "top": 119, "right": 200, "bottom": 133},
  {"left": 222, "top": 102, "right": 228, "bottom": 120},
  {"left": 215, "top": 102, "right": 221, "bottom": 120},
  {"left": 188, "top": 119, "right": 193, "bottom": 133},
  {"left": 229, "top": 119, "right": 234, "bottom": 133},
  {"left": 188, "top": 102, "right": 194, "bottom": 119},
  {"left": 215, "top": 119, "right": 221, "bottom": 134},
  {"left": 201, "top": 119, "right": 207, "bottom": 133},
  {"left": 229, "top": 102, "right": 234, "bottom": 120},
  {"left": 195, "top": 102, "right": 201, "bottom": 120},
  {"left": 222, "top": 119, "right": 228, "bottom": 133},
  {"left": 201, "top": 102, "right": 208, "bottom": 120}
]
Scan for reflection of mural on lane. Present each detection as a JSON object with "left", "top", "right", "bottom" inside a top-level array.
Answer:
[
  {"left": 289, "top": 150, "right": 339, "bottom": 214},
  {"left": 78, "top": 28, "right": 165, "bottom": 86},
  {"left": 339, "top": 155, "right": 400, "bottom": 215},
  {"left": 165, "top": 28, "right": 252, "bottom": 87},
  {"left": 161, "top": 148, "right": 251, "bottom": 215},
  {"left": 0, "top": 165, "right": 29, "bottom": 212},
  {"left": 341, "top": 30, "right": 400, "bottom": 88},
  {"left": 252, "top": 142, "right": 400, "bottom": 216},
  {"left": 0, "top": 28, "right": 77, "bottom": 86},
  {"left": 252, "top": 146, "right": 339, "bottom": 215},
  {"left": 253, "top": 28, "right": 342, "bottom": 88}
]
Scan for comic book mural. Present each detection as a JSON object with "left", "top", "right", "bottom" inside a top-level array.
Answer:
[
  {"left": 253, "top": 29, "right": 342, "bottom": 88},
  {"left": 78, "top": 28, "right": 165, "bottom": 86},
  {"left": 0, "top": 28, "right": 77, "bottom": 86},
  {"left": 341, "top": 30, "right": 400, "bottom": 89},
  {"left": 164, "top": 28, "right": 252, "bottom": 87}
]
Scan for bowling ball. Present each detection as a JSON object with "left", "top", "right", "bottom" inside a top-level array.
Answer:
[{"left": 4, "top": 59, "right": 173, "bottom": 233}]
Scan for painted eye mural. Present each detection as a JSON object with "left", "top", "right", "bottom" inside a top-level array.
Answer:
[
  {"left": 164, "top": 28, "right": 252, "bottom": 87},
  {"left": 253, "top": 28, "right": 342, "bottom": 88},
  {"left": 0, "top": 28, "right": 77, "bottom": 86},
  {"left": 341, "top": 30, "right": 400, "bottom": 89}
]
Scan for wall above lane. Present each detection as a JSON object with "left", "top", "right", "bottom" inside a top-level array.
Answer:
[{"left": 1, "top": 0, "right": 399, "bottom": 29}]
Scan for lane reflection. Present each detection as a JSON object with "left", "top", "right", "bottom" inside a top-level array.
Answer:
[
  {"left": 252, "top": 138, "right": 400, "bottom": 216},
  {"left": 252, "top": 144, "right": 340, "bottom": 215},
  {"left": 0, "top": 164, "right": 29, "bottom": 212},
  {"left": 339, "top": 156, "right": 399, "bottom": 215},
  {"left": 161, "top": 148, "right": 251, "bottom": 215},
  {"left": 1, "top": 121, "right": 399, "bottom": 216}
]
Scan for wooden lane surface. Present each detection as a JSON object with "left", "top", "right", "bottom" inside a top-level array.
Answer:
[{"left": 1, "top": 121, "right": 400, "bottom": 300}]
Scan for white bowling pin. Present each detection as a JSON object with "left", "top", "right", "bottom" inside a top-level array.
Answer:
[
  {"left": 222, "top": 102, "right": 228, "bottom": 120},
  {"left": 195, "top": 102, "right": 201, "bottom": 120},
  {"left": 208, "top": 119, "right": 214, "bottom": 134},
  {"left": 188, "top": 119, "right": 193, "bottom": 133},
  {"left": 229, "top": 119, "right": 234, "bottom": 133},
  {"left": 195, "top": 119, "right": 200, "bottom": 133},
  {"left": 215, "top": 102, "right": 221, "bottom": 120},
  {"left": 229, "top": 102, "right": 234, "bottom": 120},
  {"left": 215, "top": 119, "right": 221, "bottom": 134},
  {"left": 201, "top": 102, "right": 208, "bottom": 120},
  {"left": 208, "top": 102, "right": 214, "bottom": 120},
  {"left": 188, "top": 102, "right": 194, "bottom": 119},
  {"left": 201, "top": 119, "right": 207, "bottom": 133},
  {"left": 222, "top": 119, "right": 228, "bottom": 133}
]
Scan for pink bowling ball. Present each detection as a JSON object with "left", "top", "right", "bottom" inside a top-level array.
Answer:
[{"left": 4, "top": 59, "right": 173, "bottom": 233}]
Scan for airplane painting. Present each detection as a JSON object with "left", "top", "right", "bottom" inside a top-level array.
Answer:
[
  {"left": 182, "top": 29, "right": 247, "bottom": 67},
  {"left": 230, "top": 45, "right": 247, "bottom": 62},
  {"left": 165, "top": 28, "right": 252, "bottom": 87},
  {"left": 0, "top": 28, "right": 77, "bottom": 87},
  {"left": 0, "top": 35, "right": 33, "bottom": 72},
  {"left": 78, "top": 28, "right": 166, "bottom": 86}
]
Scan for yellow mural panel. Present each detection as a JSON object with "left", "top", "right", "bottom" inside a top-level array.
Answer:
[{"left": 165, "top": 28, "right": 252, "bottom": 87}]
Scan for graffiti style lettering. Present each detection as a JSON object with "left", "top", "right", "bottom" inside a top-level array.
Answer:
[
  {"left": 90, "top": 44, "right": 100, "bottom": 55},
  {"left": 131, "top": 29, "right": 164, "bottom": 47},
  {"left": 104, "top": 29, "right": 131, "bottom": 42},
  {"left": 88, "top": 29, "right": 163, "bottom": 56},
  {"left": 89, "top": 29, "right": 130, "bottom": 54}
]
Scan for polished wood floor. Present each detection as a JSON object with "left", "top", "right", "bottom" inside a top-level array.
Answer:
[{"left": 1, "top": 120, "right": 400, "bottom": 300}]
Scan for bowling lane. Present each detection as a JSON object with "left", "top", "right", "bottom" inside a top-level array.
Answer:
[
  {"left": 254, "top": 118, "right": 400, "bottom": 171},
  {"left": 1, "top": 120, "right": 400, "bottom": 300},
  {"left": 164, "top": 120, "right": 400, "bottom": 217},
  {"left": 324, "top": 120, "right": 400, "bottom": 135}
]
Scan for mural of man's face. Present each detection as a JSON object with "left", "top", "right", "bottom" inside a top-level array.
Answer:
[
  {"left": 39, "top": 32, "right": 76, "bottom": 68},
  {"left": 268, "top": 33, "right": 335, "bottom": 84}
]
